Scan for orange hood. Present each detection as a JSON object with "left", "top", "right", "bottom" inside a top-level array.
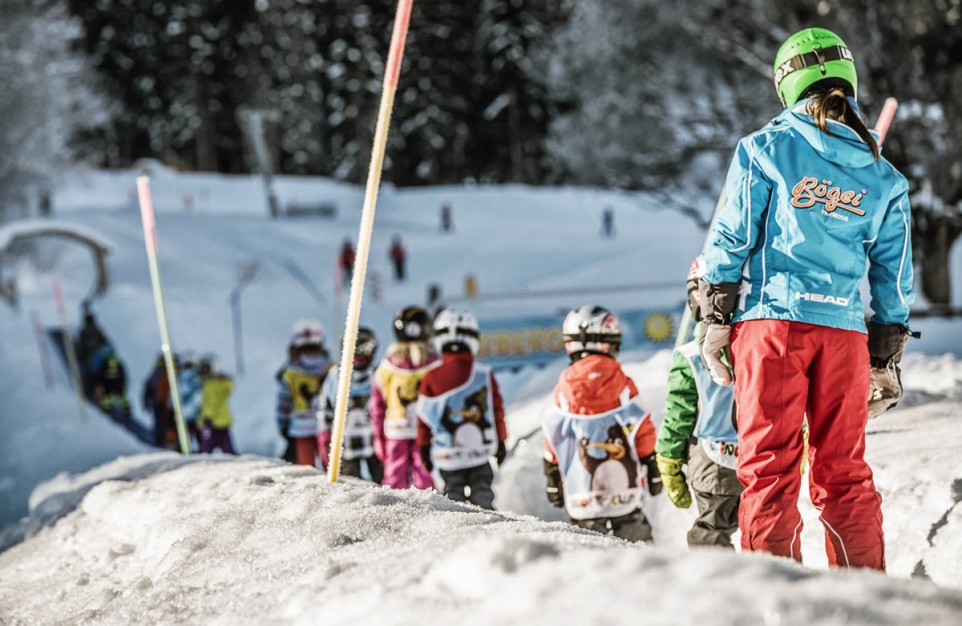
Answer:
[{"left": 553, "top": 354, "right": 638, "bottom": 415}]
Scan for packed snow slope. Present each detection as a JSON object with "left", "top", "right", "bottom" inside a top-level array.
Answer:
[
  {"left": 2, "top": 165, "right": 962, "bottom": 623},
  {"left": 2, "top": 454, "right": 962, "bottom": 626}
]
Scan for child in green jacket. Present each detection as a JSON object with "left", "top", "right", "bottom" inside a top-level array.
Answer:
[{"left": 656, "top": 257, "right": 742, "bottom": 547}]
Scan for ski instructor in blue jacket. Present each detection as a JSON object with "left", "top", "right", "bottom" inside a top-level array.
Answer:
[{"left": 697, "top": 27, "right": 914, "bottom": 570}]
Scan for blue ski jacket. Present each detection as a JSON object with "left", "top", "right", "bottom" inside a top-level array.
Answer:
[{"left": 703, "top": 100, "right": 914, "bottom": 332}]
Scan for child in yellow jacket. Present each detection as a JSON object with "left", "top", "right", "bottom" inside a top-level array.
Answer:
[{"left": 199, "top": 355, "right": 236, "bottom": 454}]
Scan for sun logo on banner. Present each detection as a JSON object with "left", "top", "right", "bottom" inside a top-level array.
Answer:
[{"left": 643, "top": 313, "right": 674, "bottom": 343}]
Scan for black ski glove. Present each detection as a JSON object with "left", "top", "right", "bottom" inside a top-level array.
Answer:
[
  {"left": 698, "top": 280, "right": 740, "bottom": 386},
  {"left": 698, "top": 280, "right": 740, "bottom": 326},
  {"left": 419, "top": 444, "right": 433, "bottom": 472},
  {"left": 495, "top": 440, "right": 507, "bottom": 466},
  {"left": 866, "top": 322, "right": 914, "bottom": 419},
  {"left": 543, "top": 459, "right": 565, "bottom": 508},
  {"left": 639, "top": 453, "right": 663, "bottom": 496}
]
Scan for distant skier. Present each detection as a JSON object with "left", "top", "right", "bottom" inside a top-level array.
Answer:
[
  {"left": 177, "top": 352, "right": 204, "bottom": 451},
  {"left": 601, "top": 206, "right": 615, "bottom": 238},
  {"left": 370, "top": 306, "right": 438, "bottom": 489},
  {"left": 542, "top": 305, "right": 662, "bottom": 542},
  {"left": 388, "top": 235, "right": 407, "bottom": 282},
  {"left": 416, "top": 308, "right": 506, "bottom": 510},
  {"left": 143, "top": 354, "right": 175, "bottom": 448},
  {"left": 439, "top": 201, "right": 453, "bottom": 233},
  {"left": 316, "top": 326, "right": 383, "bottom": 482},
  {"left": 198, "top": 355, "right": 236, "bottom": 454},
  {"left": 75, "top": 304, "right": 109, "bottom": 397},
  {"left": 276, "top": 320, "right": 331, "bottom": 467},
  {"left": 94, "top": 352, "right": 133, "bottom": 426},
  {"left": 656, "top": 257, "right": 742, "bottom": 548},
  {"left": 338, "top": 238, "right": 356, "bottom": 285}
]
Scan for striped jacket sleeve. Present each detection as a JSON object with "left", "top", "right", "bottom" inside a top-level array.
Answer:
[
  {"left": 703, "top": 136, "right": 774, "bottom": 284},
  {"left": 867, "top": 178, "right": 914, "bottom": 326}
]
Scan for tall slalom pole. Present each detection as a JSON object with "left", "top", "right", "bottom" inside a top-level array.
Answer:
[
  {"left": 137, "top": 176, "right": 191, "bottom": 455},
  {"left": 328, "top": 0, "right": 414, "bottom": 483}
]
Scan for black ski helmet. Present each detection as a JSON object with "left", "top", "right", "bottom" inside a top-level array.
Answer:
[
  {"left": 354, "top": 326, "right": 378, "bottom": 367},
  {"left": 393, "top": 306, "right": 431, "bottom": 342}
]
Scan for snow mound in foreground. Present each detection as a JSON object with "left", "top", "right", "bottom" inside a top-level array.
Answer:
[{"left": 2, "top": 455, "right": 962, "bottom": 625}]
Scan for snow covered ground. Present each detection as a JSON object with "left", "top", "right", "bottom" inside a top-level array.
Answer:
[{"left": 1, "top": 166, "right": 962, "bottom": 623}]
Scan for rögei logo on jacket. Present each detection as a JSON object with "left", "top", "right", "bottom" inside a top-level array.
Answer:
[{"left": 791, "top": 176, "right": 867, "bottom": 217}]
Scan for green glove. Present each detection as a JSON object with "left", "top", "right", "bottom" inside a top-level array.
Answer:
[{"left": 656, "top": 454, "right": 691, "bottom": 509}]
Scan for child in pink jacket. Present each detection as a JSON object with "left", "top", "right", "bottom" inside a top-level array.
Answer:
[{"left": 369, "top": 306, "right": 438, "bottom": 488}]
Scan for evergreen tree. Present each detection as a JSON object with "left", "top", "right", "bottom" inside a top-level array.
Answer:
[
  {"left": 67, "top": 0, "right": 257, "bottom": 172},
  {"left": 0, "top": 0, "right": 107, "bottom": 219}
]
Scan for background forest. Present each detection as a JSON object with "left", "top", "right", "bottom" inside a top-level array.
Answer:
[{"left": 1, "top": 0, "right": 960, "bottom": 303}]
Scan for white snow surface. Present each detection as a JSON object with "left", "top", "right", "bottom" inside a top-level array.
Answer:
[{"left": 2, "top": 167, "right": 962, "bottom": 624}]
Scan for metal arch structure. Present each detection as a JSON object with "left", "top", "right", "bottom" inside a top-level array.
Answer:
[{"left": 0, "top": 223, "right": 111, "bottom": 305}]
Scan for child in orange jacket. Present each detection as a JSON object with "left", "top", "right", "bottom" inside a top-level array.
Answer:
[{"left": 542, "top": 305, "right": 662, "bottom": 542}]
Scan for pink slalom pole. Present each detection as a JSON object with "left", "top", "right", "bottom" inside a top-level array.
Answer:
[{"left": 874, "top": 97, "right": 898, "bottom": 144}]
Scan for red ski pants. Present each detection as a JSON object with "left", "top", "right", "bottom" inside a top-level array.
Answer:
[
  {"left": 731, "top": 320, "right": 884, "bottom": 570},
  {"left": 294, "top": 436, "right": 319, "bottom": 467}
]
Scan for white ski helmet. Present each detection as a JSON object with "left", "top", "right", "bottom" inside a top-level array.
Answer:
[
  {"left": 562, "top": 305, "right": 622, "bottom": 358},
  {"left": 433, "top": 308, "right": 481, "bottom": 354},
  {"left": 290, "top": 319, "right": 325, "bottom": 350}
]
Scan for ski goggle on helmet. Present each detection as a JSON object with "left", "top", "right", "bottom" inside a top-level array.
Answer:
[
  {"left": 773, "top": 27, "right": 857, "bottom": 107},
  {"left": 686, "top": 255, "right": 707, "bottom": 322},
  {"left": 393, "top": 305, "right": 431, "bottom": 342},
  {"left": 433, "top": 308, "right": 481, "bottom": 354},
  {"left": 562, "top": 305, "right": 622, "bottom": 358}
]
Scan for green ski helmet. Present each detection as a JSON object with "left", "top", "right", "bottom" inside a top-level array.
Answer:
[{"left": 773, "top": 28, "right": 857, "bottom": 107}]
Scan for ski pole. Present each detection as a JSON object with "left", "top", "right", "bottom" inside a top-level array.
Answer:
[
  {"left": 52, "top": 277, "right": 88, "bottom": 421},
  {"left": 137, "top": 176, "right": 191, "bottom": 455},
  {"left": 30, "top": 309, "right": 55, "bottom": 390},
  {"left": 328, "top": 0, "right": 414, "bottom": 483},
  {"left": 673, "top": 96, "right": 900, "bottom": 347}
]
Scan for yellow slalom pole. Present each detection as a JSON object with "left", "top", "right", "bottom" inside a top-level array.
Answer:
[
  {"left": 328, "top": 0, "right": 414, "bottom": 483},
  {"left": 52, "top": 277, "right": 88, "bottom": 422},
  {"left": 137, "top": 176, "right": 191, "bottom": 455}
]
